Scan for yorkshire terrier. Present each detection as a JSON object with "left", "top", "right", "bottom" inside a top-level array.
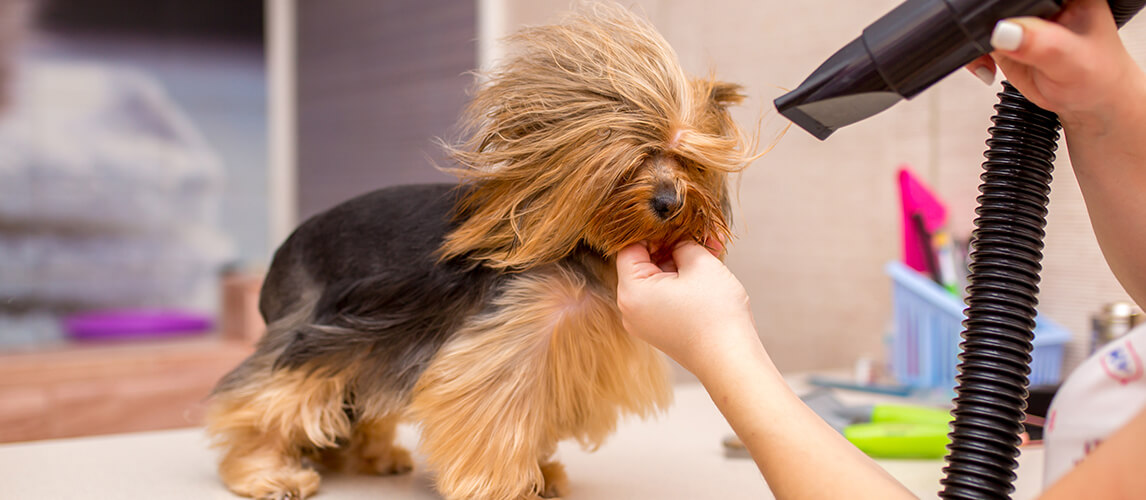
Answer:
[{"left": 207, "top": 4, "right": 755, "bottom": 499}]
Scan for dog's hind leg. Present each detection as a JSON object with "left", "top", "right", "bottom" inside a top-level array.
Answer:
[
  {"left": 206, "top": 365, "right": 352, "bottom": 500},
  {"left": 322, "top": 414, "right": 414, "bottom": 476},
  {"left": 538, "top": 455, "right": 569, "bottom": 498}
]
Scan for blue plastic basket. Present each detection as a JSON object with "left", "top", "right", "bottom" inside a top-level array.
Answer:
[{"left": 886, "top": 261, "right": 1071, "bottom": 390}]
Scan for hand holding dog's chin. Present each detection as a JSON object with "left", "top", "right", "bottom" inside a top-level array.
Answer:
[{"left": 616, "top": 240, "right": 761, "bottom": 377}]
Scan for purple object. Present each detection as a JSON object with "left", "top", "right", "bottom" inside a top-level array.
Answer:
[{"left": 63, "top": 309, "right": 214, "bottom": 340}]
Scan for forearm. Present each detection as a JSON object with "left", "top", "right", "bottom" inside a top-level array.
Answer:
[
  {"left": 1062, "top": 72, "right": 1146, "bottom": 307},
  {"left": 693, "top": 329, "right": 915, "bottom": 500}
]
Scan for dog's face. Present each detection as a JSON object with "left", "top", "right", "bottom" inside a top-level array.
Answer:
[
  {"left": 439, "top": 5, "right": 756, "bottom": 270},
  {"left": 585, "top": 148, "right": 732, "bottom": 264}
]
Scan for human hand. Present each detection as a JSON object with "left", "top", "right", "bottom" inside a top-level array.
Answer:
[
  {"left": 615, "top": 239, "right": 759, "bottom": 376},
  {"left": 965, "top": 0, "right": 1146, "bottom": 136}
]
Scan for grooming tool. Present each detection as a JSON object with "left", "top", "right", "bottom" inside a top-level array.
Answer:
[
  {"left": 807, "top": 374, "right": 916, "bottom": 397},
  {"left": 722, "top": 434, "right": 751, "bottom": 459},
  {"left": 774, "top": 0, "right": 1061, "bottom": 140},
  {"left": 802, "top": 389, "right": 952, "bottom": 459},
  {"left": 897, "top": 166, "right": 947, "bottom": 277}
]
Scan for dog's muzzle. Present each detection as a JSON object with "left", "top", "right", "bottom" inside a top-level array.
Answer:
[{"left": 650, "top": 184, "right": 681, "bottom": 220}]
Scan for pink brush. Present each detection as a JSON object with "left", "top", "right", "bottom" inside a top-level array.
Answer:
[{"left": 898, "top": 166, "right": 947, "bottom": 275}]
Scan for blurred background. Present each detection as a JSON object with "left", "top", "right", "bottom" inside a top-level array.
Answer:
[
  {"left": 0, "top": 0, "right": 1143, "bottom": 443},
  {"left": 1, "top": 0, "right": 264, "bottom": 346}
]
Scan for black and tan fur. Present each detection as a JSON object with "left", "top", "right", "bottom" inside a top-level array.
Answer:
[{"left": 207, "top": 4, "right": 756, "bottom": 499}]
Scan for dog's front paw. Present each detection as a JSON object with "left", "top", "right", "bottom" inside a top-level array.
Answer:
[
  {"left": 363, "top": 445, "right": 414, "bottom": 476},
  {"left": 226, "top": 467, "right": 320, "bottom": 500},
  {"left": 539, "top": 460, "right": 568, "bottom": 498}
]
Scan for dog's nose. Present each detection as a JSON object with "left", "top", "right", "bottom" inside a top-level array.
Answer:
[{"left": 650, "top": 185, "right": 681, "bottom": 219}]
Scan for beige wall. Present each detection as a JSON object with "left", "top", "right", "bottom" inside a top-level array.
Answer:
[{"left": 485, "top": 0, "right": 1140, "bottom": 374}]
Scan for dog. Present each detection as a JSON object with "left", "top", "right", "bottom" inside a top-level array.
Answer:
[{"left": 206, "top": 4, "right": 756, "bottom": 499}]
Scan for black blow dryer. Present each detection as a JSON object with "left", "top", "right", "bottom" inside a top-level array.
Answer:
[
  {"left": 775, "top": 1, "right": 1146, "bottom": 499},
  {"left": 776, "top": 0, "right": 1140, "bottom": 140}
]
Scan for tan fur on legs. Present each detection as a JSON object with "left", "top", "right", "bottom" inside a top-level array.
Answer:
[
  {"left": 207, "top": 368, "right": 353, "bottom": 499},
  {"left": 535, "top": 441, "right": 568, "bottom": 499},
  {"left": 326, "top": 415, "right": 414, "bottom": 476},
  {"left": 410, "top": 264, "right": 670, "bottom": 500},
  {"left": 539, "top": 460, "right": 569, "bottom": 499},
  {"left": 216, "top": 428, "right": 320, "bottom": 500}
]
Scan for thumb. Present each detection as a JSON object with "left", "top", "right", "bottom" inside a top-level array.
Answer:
[{"left": 616, "top": 243, "right": 663, "bottom": 282}]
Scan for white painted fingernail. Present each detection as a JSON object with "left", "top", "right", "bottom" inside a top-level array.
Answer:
[
  {"left": 973, "top": 66, "right": 995, "bottom": 86},
  {"left": 991, "top": 20, "right": 1023, "bottom": 51}
]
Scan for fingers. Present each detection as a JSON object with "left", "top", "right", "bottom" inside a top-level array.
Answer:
[
  {"left": 616, "top": 243, "right": 664, "bottom": 281},
  {"left": 992, "top": 52, "right": 1035, "bottom": 95},
  {"left": 671, "top": 240, "right": 722, "bottom": 276},
  {"left": 990, "top": 16, "right": 1085, "bottom": 79},
  {"left": 703, "top": 233, "right": 726, "bottom": 257},
  {"left": 618, "top": 236, "right": 723, "bottom": 284},
  {"left": 965, "top": 54, "right": 997, "bottom": 86},
  {"left": 972, "top": 0, "right": 1111, "bottom": 88}
]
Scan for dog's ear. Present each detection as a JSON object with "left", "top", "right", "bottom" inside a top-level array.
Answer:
[{"left": 683, "top": 78, "right": 747, "bottom": 153}]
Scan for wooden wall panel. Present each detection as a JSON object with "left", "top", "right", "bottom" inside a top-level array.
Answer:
[{"left": 296, "top": 0, "right": 476, "bottom": 221}]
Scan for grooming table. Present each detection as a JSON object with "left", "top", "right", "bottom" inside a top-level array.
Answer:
[{"left": 0, "top": 383, "right": 1044, "bottom": 499}]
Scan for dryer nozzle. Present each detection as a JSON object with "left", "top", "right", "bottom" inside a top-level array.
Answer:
[{"left": 775, "top": 0, "right": 1062, "bottom": 140}]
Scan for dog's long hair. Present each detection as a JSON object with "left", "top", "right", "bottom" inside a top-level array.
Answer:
[
  {"left": 441, "top": 4, "right": 756, "bottom": 269},
  {"left": 206, "top": 4, "right": 756, "bottom": 500}
]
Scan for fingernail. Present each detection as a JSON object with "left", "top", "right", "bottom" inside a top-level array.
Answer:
[
  {"left": 973, "top": 66, "right": 995, "bottom": 86},
  {"left": 991, "top": 20, "right": 1023, "bottom": 51}
]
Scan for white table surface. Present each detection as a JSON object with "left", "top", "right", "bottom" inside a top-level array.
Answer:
[{"left": 0, "top": 383, "right": 1045, "bottom": 499}]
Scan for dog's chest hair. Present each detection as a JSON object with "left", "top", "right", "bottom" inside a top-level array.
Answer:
[{"left": 410, "top": 261, "right": 670, "bottom": 448}]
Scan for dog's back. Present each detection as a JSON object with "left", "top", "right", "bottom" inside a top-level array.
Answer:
[
  {"left": 261, "top": 183, "right": 468, "bottom": 319},
  {"left": 216, "top": 183, "right": 501, "bottom": 399}
]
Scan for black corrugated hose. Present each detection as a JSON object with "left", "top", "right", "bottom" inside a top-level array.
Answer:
[{"left": 938, "top": 82, "right": 1059, "bottom": 499}]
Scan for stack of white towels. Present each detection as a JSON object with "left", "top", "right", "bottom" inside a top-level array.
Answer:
[{"left": 0, "top": 63, "right": 231, "bottom": 345}]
